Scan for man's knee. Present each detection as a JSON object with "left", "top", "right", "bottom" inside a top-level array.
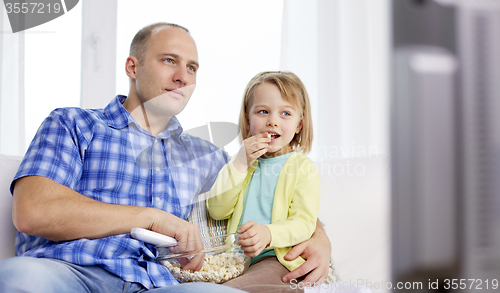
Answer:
[
  {"left": 0, "top": 257, "right": 73, "bottom": 292},
  {"left": 1, "top": 257, "right": 54, "bottom": 275}
]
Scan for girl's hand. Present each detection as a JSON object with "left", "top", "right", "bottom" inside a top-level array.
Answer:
[
  {"left": 233, "top": 132, "right": 271, "bottom": 173},
  {"left": 237, "top": 221, "right": 271, "bottom": 257}
]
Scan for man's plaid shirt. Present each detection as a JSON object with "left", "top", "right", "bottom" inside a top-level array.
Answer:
[{"left": 11, "top": 95, "right": 229, "bottom": 289}]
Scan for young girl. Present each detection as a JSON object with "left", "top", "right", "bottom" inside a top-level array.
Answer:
[{"left": 207, "top": 71, "right": 320, "bottom": 290}]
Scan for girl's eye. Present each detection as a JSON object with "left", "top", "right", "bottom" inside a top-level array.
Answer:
[
  {"left": 282, "top": 111, "right": 291, "bottom": 116},
  {"left": 257, "top": 110, "right": 268, "bottom": 114}
]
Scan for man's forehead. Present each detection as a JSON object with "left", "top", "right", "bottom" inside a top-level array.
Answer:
[
  {"left": 151, "top": 25, "right": 173, "bottom": 36},
  {"left": 150, "top": 26, "right": 190, "bottom": 42},
  {"left": 148, "top": 26, "right": 197, "bottom": 54}
]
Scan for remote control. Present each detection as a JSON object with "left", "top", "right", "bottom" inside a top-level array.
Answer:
[{"left": 130, "top": 228, "right": 178, "bottom": 247}]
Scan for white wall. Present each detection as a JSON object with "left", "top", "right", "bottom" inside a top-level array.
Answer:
[{"left": 23, "top": 5, "right": 82, "bottom": 150}]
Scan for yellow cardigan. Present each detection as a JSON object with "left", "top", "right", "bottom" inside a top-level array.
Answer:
[{"left": 206, "top": 152, "right": 320, "bottom": 271}]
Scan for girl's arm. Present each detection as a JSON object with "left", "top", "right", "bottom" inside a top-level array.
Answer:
[
  {"left": 206, "top": 159, "right": 247, "bottom": 220},
  {"left": 207, "top": 132, "right": 271, "bottom": 220}
]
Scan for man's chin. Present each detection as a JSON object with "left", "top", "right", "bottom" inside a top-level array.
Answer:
[{"left": 146, "top": 106, "right": 184, "bottom": 118}]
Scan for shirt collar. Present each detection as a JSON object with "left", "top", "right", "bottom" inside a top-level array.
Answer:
[
  {"left": 104, "top": 95, "right": 131, "bottom": 129},
  {"left": 158, "top": 115, "right": 183, "bottom": 139},
  {"left": 104, "top": 95, "right": 184, "bottom": 139}
]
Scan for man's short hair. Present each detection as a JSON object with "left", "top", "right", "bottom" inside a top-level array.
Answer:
[{"left": 129, "top": 22, "right": 189, "bottom": 64}]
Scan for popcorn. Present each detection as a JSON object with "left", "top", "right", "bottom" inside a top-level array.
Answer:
[{"left": 162, "top": 252, "right": 247, "bottom": 283}]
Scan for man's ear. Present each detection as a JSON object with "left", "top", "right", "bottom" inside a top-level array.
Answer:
[
  {"left": 296, "top": 120, "right": 303, "bottom": 134},
  {"left": 125, "top": 56, "right": 139, "bottom": 80}
]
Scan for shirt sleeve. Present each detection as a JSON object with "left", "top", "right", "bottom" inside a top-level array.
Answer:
[
  {"left": 206, "top": 157, "right": 248, "bottom": 220},
  {"left": 11, "top": 108, "right": 87, "bottom": 193},
  {"left": 266, "top": 159, "right": 321, "bottom": 248}
]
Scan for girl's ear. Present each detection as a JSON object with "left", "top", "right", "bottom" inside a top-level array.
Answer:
[{"left": 295, "top": 120, "right": 303, "bottom": 134}]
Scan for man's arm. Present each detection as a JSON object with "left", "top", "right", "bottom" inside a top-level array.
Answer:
[
  {"left": 12, "top": 175, "right": 201, "bottom": 244},
  {"left": 282, "top": 218, "right": 332, "bottom": 284}
]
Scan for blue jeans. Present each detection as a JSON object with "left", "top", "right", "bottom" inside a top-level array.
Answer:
[{"left": 0, "top": 257, "right": 248, "bottom": 293}]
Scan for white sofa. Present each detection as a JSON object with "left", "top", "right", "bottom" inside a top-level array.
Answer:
[
  {"left": 0, "top": 154, "right": 22, "bottom": 261},
  {"left": 0, "top": 154, "right": 389, "bottom": 286}
]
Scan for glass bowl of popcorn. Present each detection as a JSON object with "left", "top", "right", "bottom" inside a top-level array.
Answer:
[{"left": 156, "top": 233, "right": 251, "bottom": 283}]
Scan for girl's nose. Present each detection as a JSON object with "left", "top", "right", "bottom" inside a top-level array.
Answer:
[{"left": 267, "top": 116, "right": 278, "bottom": 127}]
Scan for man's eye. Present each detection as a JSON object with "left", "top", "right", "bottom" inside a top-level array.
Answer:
[
  {"left": 258, "top": 110, "right": 268, "bottom": 114},
  {"left": 164, "top": 58, "right": 173, "bottom": 64},
  {"left": 188, "top": 65, "right": 196, "bottom": 72}
]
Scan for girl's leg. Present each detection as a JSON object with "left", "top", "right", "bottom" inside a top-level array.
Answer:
[{"left": 223, "top": 256, "right": 304, "bottom": 293}]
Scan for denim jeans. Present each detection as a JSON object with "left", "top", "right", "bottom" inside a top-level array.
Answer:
[{"left": 0, "top": 257, "right": 248, "bottom": 293}]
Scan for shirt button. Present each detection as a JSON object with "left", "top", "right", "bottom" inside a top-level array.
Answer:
[
  {"left": 156, "top": 197, "right": 161, "bottom": 202},
  {"left": 155, "top": 167, "right": 160, "bottom": 172}
]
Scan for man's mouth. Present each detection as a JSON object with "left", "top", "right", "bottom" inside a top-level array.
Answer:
[{"left": 166, "top": 89, "right": 184, "bottom": 97}]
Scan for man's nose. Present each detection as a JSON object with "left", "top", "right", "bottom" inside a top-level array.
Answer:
[{"left": 172, "top": 66, "right": 188, "bottom": 86}]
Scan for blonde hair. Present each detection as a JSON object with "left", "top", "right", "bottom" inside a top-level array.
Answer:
[{"left": 238, "top": 71, "right": 313, "bottom": 154}]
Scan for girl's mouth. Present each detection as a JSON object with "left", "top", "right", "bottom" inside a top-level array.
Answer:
[{"left": 269, "top": 133, "right": 281, "bottom": 140}]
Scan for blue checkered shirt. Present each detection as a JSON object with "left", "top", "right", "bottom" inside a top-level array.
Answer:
[{"left": 12, "top": 95, "right": 230, "bottom": 289}]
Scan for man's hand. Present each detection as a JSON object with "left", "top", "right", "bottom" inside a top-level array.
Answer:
[
  {"left": 150, "top": 214, "right": 201, "bottom": 245},
  {"left": 282, "top": 219, "right": 331, "bottom": 284},
  {"left": 237, "top": 221, "right": 271, "bottom": 257},
  {"left": 149, "top": 213, "right": 204, "bottom": 271},
  {"left": 233, "top": 132, "right": 271, "bottom": 173}
]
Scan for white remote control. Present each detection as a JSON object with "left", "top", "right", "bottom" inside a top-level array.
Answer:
[{"left": 130, "top": 228, "right": 178, "bottom": 247}]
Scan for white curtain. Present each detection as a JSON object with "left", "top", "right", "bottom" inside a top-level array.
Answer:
[
  {"left": 280, "top": 1, "right": 391, "bottom": 284},
  {"left": 280, "top": 0, "right": 390, "bottom": 160},
  {"left": 0, "top": 3, "right": 25, "bottom": 156}
]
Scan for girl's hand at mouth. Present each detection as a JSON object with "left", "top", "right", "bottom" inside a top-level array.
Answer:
[{"left": 233, "top": 132, "right": 271, "bottom": 173}]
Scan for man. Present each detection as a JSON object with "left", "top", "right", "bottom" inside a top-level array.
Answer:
[{"left": 0, "top": 23, "right": 331, "bottom": 292}]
